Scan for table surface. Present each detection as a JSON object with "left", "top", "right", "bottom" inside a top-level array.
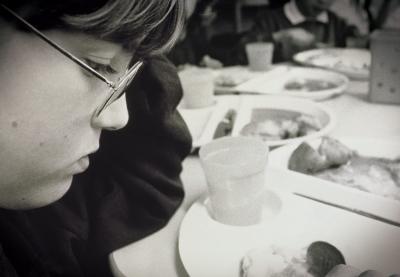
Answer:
[{"left": 109, "top": 80, "right": 400, "bottom": 277}]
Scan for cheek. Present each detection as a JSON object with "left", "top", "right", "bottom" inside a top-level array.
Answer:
[
  {"left": 0, "top": 32, "right": 106, "bottom": 206},
  {"left": 0, "top": 46, "right": 99, "bottom": 184}
]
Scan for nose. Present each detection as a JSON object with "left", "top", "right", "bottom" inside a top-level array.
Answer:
[{"left": 91, "top": 94, "right": 129, "bottom": 130}]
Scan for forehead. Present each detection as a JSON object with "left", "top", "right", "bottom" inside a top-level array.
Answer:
[{"left": 49, "top": 31, "right": 132, "bottom": 60}]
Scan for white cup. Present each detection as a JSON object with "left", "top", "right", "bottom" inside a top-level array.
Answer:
[
  {"left": 245, "top": 42, "right": 274, "bottom": 71},
  {"left": 199, "top": 136, "right": 269, "bottom": 226},
  {"left": 178, "top": 68, "right": 215, "bottom": 109}
]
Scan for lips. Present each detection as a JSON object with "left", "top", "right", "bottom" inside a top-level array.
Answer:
[
  {"left": 75, "top": 156, "right": 90, "bottom": 173},
  {"left": 71, "top": 146, "right": 98, "bottom": 174}
]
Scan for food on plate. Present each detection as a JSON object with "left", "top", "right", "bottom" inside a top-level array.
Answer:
[
  {"left": 240, "top": 241, "right": 344, "bottom": 277},
  {"left": 318, "top": 136, "right": 353, "bottom": 166},
  {"left": 288, "top": 143, "right": 328, "bottom": 173},
  {"left": 304, "top": 50, "right": 370, "bottom": 73},
  {"left": 307, "top": 241, "right": 345, "bottom": 277},
  {"left": 240, "top": 113, "right": 321, "bottom": 141},
  {"left": 284, "top": 78, "right": 339, "bottom": 92},
  {"left": 240, "top": 247, "right": 292, "bottom": 277},
  {"left": 214, "top": 74, "right": 241, "bottom": 87},
  {"left": 240, "top": 241, "right": 396, "bottom": 277},
  {"left": 288, "top": 137, "right": 400, "bottom": 200},
  {"left": 214, "top": 68, "right": 254, "bottom": 87}
]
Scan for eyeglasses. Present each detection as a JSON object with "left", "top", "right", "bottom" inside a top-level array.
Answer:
[{"left": 0, "top": 3, "right": 143, "bottom": 117}]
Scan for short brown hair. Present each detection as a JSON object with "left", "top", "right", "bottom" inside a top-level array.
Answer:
[{"left": 1, "top": 0, "right": 184, "bottom": 58}]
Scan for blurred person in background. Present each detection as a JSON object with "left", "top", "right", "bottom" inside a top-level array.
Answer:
[
  {"left": 329, "top": 0, "right": 369, "bottom": 35},
  {"left": 0, "top": 0, "right": 190, "bottom": 276},
  {"left": 239, "top": 0, "right": 366, "bottom": 62},
  {"left": 366, "top": 0, "right": 400, "bottom": 30},
  {"left": 168, "top": 0, "right": 223, "bottom": 69}
]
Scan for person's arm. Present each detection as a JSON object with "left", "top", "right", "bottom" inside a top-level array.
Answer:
[{"left": 238, "top": 7, "right": 294, "bottom": 63}]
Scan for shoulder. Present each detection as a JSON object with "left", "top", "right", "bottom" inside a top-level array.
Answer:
[{"left": 129, "top": 55, "right": 182, "bottom": 115}]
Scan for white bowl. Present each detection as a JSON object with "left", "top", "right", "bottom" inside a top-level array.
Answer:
[{"left": 231, "top": 96, "right": 336, "bottom": 148}]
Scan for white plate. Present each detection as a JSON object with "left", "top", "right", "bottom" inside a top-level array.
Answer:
[
  {"left": 269, "top": 137, "right": 400, "bottom": 200},
  {"left": 294, "top": 48, "right": 371, "bottom": 80},
  {"left": 179, "top": 167, "right": 400, "bottom": 277},
  {"left": 235, "top": 66, "right": 349, "bottom": 101},
  {"left": 231, "top": 96, "right": 336, "bottom": 148},
  {"left": 179, "top": 99, "right": 232, "bottom": 149}
]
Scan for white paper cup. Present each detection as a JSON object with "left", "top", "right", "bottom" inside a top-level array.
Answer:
[
  {"left": 178, "top": 68, "right": 215, "bottom": 109},
  {"left": 245, "top": 42, "right": 274, "bottom": 71},
  {"left": 199, "top": 136, "right": 269, "bottom": 226}
]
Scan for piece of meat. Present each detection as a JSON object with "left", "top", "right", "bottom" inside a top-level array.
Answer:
[
  {"left": 297, "top": 114, "right": 322, "bottom": 136},
  {"left": 240, "top": 247, "right": 288, "bottom": 277},
  {"left": 288, "top": 142, "right": 328, "bottom": 174},
  {"left": 318, "top": 137, "right": 354, "bottom": 166},
  {"left": 306, "top": 241, "right": 346, "bottom": 277},
  {"left": 240, "top": 120, "right": 285, "bottom": 141},
  {"left": 289, "top": 137, "right": 400, "bottom": 201}
]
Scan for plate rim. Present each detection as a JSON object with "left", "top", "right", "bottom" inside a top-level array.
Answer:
[{"left": 293, "top": 48, "right": 371, "bottom": 80}]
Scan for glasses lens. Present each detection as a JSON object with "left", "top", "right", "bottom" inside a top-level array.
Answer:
[{"left": 96, "top": 61, "right": 143, "bottom": 117}]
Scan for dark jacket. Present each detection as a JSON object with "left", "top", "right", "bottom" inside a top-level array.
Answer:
[{"left": 0, "top": 56, "right": 192, "bottom": 277}]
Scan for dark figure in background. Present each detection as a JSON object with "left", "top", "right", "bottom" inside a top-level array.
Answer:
[
  {"left": 212, "top": 0, "right": 363, "bottom": 65},
  {"left": 246, "top": 0, "right": 363, "bottom": 62},
  {"left": 168, "top": 0, "right": 223, "bottom": 69}
]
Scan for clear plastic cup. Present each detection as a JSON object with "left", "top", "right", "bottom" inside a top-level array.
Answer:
[
  {"left": 199, "top": 136, "right": 269, "bottom": 226},
  {"left": 178, "top": 68, "right": 215, "bottom": 109},
  {"left": 245, "top": 42, "right": 274, "bottom": 71}
]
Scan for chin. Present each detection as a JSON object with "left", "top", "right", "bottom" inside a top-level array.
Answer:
[{"left": 3, "top": 177, "right": 73, "bottom": 210}]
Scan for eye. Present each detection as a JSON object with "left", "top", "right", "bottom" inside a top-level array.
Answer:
[{"left": 84, "top": 59, "right": 118, "bottom": 75}]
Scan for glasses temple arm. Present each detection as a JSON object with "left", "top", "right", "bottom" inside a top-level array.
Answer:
[{"left": 0, "top": 4, "right": 114, "bottom": 88}]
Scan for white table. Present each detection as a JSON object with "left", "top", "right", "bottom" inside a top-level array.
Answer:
[{"left": 109, "top": 81, "right": 400, "bottom": 277}]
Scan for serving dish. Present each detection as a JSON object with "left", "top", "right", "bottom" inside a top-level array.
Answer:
[
  {"left": 293, "top": 48, "right": 371, "bottom": 80},
  {"left": 234, "top": 66, "right": 349, "bottom": 101}
]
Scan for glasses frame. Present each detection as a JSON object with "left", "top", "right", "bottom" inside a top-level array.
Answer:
[{"left": 0, "top": 3, "right": 143, "bottom": 116}]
